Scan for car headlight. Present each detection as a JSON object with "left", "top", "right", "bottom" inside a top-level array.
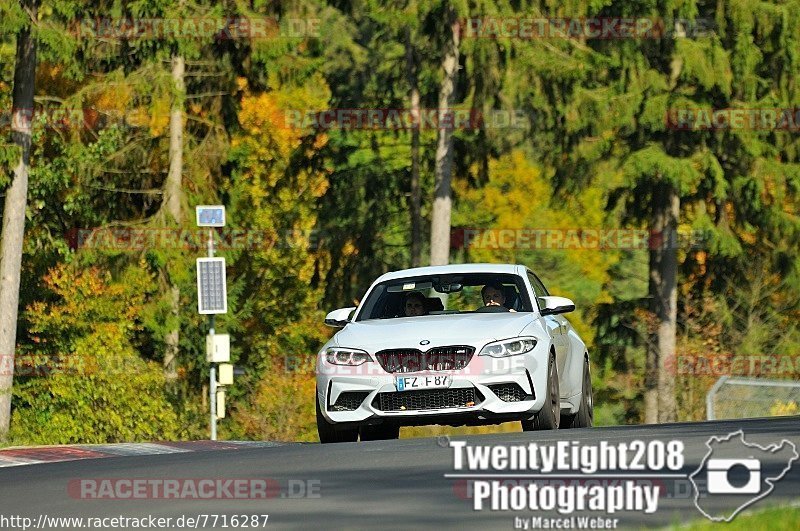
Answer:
[
  {"left": 325, "top": 347, "right": 372, "bottom": 366},
  {"left": 479, "top": 337, "right": 537, "bottom": 358}
]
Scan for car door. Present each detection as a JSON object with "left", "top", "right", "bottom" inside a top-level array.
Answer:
[{"left": 527, "top": 272, "right": 569, "bottom": 378}]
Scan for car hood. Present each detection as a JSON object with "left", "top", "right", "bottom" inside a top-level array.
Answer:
[{"left": 333, "top": 312, "right": 535, "bottom": 351}]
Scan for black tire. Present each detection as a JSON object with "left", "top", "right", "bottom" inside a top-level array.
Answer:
[
  {"left": 359, "top": 423, "right": 400, "bottom": 441},
  {"left": 561, "top": 356, "right": 593, "bottom": 429},
  {"left": 316, "top": 391, "right": 359, "bottom": 443},
  {"left": 521, "top": 353, "right": 560, "bottom": 431}
]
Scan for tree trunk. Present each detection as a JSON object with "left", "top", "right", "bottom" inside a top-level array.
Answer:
[
  {"left": 645, "top": 183, "right": 679, "bottom": 423},
  {"left": 429, "top": 5, "right": 460, "bottom": 266},
  {"left": 405, "top": 31, "right": 422, "bottom": 267},
  {"left": 0, "top": 0, "right": 38, "bottom": 438},
  {"left": 162, "top": 54, "right": 185, "bottom": 383},
  {"left": 165, "top": 55, "right": 185, "bottom": 224}
]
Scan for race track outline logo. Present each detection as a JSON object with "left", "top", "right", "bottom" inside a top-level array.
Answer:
[{"left": 689, "top": 430, "right": 798, "bottom": 522}]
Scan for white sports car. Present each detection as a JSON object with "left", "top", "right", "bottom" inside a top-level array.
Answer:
[{"left": 315, "top": 263, "right": 593, "bottom": 443}]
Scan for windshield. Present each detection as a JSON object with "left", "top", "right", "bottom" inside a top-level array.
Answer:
[{"left": 355, "top": 273, "right": 533, "bottom": 321}]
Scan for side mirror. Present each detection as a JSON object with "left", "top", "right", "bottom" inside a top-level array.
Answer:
[
  {"left": 324, "top": 307, "right": 356, "bottom": 328},
  {"left": 539, "top": 296, "right": 575, "bottom": 316}
]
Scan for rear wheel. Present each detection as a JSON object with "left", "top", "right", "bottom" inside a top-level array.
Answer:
[
  {"left": 561, "top": 356, "right": 593, "bottom": 429},
  {"left": 316, "top": 390, "right": 359, "bottom": 443},
  {"left": 359, "top": 423, "right": 400, "bottom": 441},
  {"left": 521, "top": 354, "right": 560, "bottom": 431}
]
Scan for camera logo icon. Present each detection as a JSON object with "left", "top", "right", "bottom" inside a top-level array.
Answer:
[
  {"left": 706, "top": 458, "right": 760, "bottom": 494},
  {"left": 690, "top": 430, "right": 798, "bottom": 522}
]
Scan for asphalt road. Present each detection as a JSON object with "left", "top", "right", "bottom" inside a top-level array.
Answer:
[{"left": 2, "top": 417, "right": 799, "bottom": 530}]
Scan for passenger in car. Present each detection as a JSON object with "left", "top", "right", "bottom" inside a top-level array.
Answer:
[{"left": 404, "top": 291, "right": 428, "bottom": 317}]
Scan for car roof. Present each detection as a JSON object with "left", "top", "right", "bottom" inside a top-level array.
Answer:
[{"left": 373, "top": 263, "right": 526, "bottom": 283}]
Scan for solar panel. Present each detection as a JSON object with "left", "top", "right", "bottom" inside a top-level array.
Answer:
[{"left": 197, "top": 257, "right": 228, "bottom": 314}]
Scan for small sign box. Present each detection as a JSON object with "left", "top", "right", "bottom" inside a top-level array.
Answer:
[
  {"left": 206, "top": 334, "right": 231, "bottom": 363},
  {"left": 196, "top": 205, "right": 226, "bottom": 227},
  {"left": 197, "top": 258, "right": 228, "bottom": 314},
  {"left": 216, "top": 389, "right": 226, "bottom": 419},
  {"left": 218, "top": 363, "right": 234, "bottom": 385}
]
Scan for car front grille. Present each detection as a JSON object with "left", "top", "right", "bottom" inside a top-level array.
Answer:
[
  {"left": 329, "top": 391, "right": 370, "bottom": 411},
  {"left": 488, "top": 383, "right": 532, "bottom": 402},
  {"left": 373, "top": 387, "right": 481, "bottom": 412},
  {"left": 374, "top": 346, "right": 475, "bottom": 373}
]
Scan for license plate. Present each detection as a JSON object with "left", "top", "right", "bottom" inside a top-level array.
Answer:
[{"left": 395, "top": 374, "right": 451, "bottom": 391}]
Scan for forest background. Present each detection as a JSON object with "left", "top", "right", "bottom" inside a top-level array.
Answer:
[{"left": 0, "top": 0, "right": 798, "bottom": 443}]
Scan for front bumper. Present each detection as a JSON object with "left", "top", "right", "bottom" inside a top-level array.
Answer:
[{"left": 317, "top": 342, "right": 551, "bottom": 427}]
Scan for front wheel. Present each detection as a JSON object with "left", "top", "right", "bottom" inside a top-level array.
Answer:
[
  {"left": 521, "top": 353, "right": 560, "bottom": 431},
  {"left": 316, "top": 390, "right": 359, "bottom": 443}
]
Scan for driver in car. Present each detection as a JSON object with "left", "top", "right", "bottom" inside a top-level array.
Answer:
[
  {"left": 481, "top": 282, "right": 516, "bottom": 312},
  {"left": 404, "top": 291, "right": 428, "bottom": 317}
]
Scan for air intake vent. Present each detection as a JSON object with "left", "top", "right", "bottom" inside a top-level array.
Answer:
[
  {"left": 373, "top": 387, "right": 481, "bottom": 411},
  {"left": 488, "top": 383, "right": 532, "bottom": 402},
  {"left": 329, "top": 391, "right": 370, "bottom": 411}
]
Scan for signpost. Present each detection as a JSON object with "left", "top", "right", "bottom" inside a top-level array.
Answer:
[
  {"left": 196, "top": 205, "right": 225, "bottom": 227},
  {"left": 196, "top": 205, "right": 230, "bottom": 440}
]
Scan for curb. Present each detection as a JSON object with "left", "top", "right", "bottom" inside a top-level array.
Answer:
[{"left": 0, "top": 440, "right": 283, "bottom": 468}]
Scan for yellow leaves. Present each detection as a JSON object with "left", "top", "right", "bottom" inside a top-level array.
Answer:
[
  {"left": 740, "top": 229, "right": 757, "bottom": 245},
  {"left": 234, "top": 82, "right": 333, "bottom": 226},
  {"left": 481, "top": 150, "right": 548, "bottom": 223},
  {"left": 238, "top": 92, "right": 297, "bottom": 156},
  {"left": 34, "top": 62, "right": 80, "bottom": 97},
  {"left": 770, "top": 400, "right": 799, "bottom": 417},
  {"left": 230, "top": 82, "right": 333, "bottom": 331},
  {"left": 457, "top": 150, "right": 548, "bottom": 230},
  {"left": 310, "top": 174, "right": 329, "bottom": 198},
  {"left": 312, "top": 133, "right": 328, "bottom": 150},
  {"left": 695, "top": 250, "right": 707, "bottom": 266},
  {"left": 148, "top": 95, "right": 171, "bottom": 137},
  {"left": 93, "top": 84, "right": 132, "bottom": 114},
  {"left": 454, "top": 149, "right": 623, "bottom": 332},
  {"left": 26, "top": 263, "right": 151, "bottom": 339},
  {"left": 227, "top": 367, "right": 317, "bottom": 442},
  {"left": 42, "top": 63, "right": 63, "bottom": 82},
  {"left": 126, "top": 107, "right": 150, "bottom": 128},
  {"left": 341, "top": 240, "right": 358, "bottom": 258}
]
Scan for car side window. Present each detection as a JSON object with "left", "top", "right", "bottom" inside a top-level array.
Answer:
[{"left": 527, "top": 271, "right": 550, "bottom": 310}]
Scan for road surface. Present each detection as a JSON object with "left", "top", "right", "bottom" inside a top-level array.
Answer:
[{"left": 1, "top": 416, "right": 798, "bottom": 529}]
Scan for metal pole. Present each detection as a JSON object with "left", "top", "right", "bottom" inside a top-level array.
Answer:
[
  {"left": 706, "top": 375, "right": 729, "bottom": 421},
  {"left": 210, "top": 316, "right": 216, "bottom": 440},
  {"left": 208, "top": 228, "right": 217, "bottom": 441}
]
